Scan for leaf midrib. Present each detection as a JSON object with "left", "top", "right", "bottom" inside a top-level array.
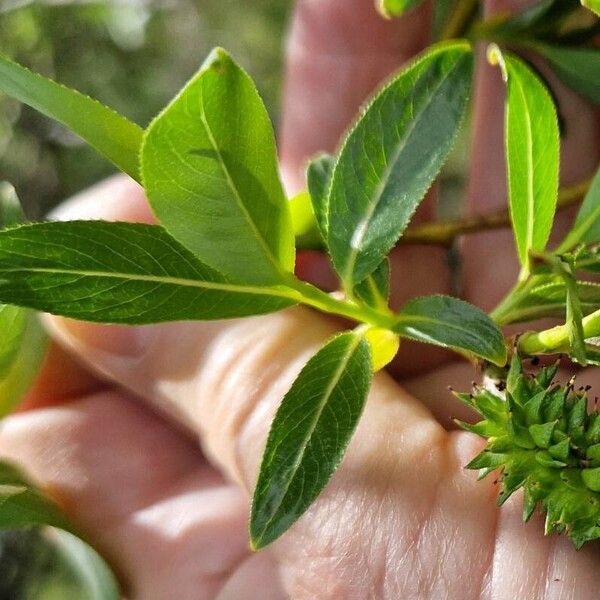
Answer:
[
  {"left": 395, "top": 312, "right": 494, "bottom": 348},
  {"left": 338, "top": 53, "right": 466, "bottom": 285},
  {"left": 255, "top": 334, "right": 361, "bottom": 542},
  {"left": 197, "top": 81, "right": 285, "bottom": 279},
  {"left": 0, "top": 265, "right": 297, "bottom": 300},
  {"left": 513, "top": 72, "right": 536, "bottom": 265}
]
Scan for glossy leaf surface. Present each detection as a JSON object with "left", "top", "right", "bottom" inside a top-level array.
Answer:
[
  {"left": 142, "top": 48, "right": 294, "bottom": 285},
  {"left": 490, "top": 46, "right": 559, "bottom": 274},
  {"left": 251, "top": 332, "right": 372, "bottom": 549},
  {"left": 306, "top": 153, "right": 335, "bottom": 239},
  {"left": 327, "top": 42, "right": 473, "bottom": 288},
  {"left": 0, "top": 221, "right": 295, "bottom": 324},
  {"left": 394, "top": 295, "right": 507, "bottom": 365}
]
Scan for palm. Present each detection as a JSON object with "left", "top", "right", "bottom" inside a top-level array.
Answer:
[{"left": 1, "top": 1, "right": 600, "bottom": 598}]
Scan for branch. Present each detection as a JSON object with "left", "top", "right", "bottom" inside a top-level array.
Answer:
[
  {"left": 439, "top": 0, "right": 480, "bottom": 40},
  {"left": 402, "top": 178, "right": 591, "bottom": 246}
]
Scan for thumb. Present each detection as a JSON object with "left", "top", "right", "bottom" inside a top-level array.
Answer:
[{"left": 41, "top": 177, "right": 503, "bottom": 597}]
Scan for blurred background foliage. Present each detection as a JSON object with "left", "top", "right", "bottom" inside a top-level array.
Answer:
[{"left": 0, "top": 0, "right": 290, "bottom": 218}]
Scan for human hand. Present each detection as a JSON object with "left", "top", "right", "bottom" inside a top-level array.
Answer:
[{"left": 1, "top": 1, "right": 599, "bottom": 598}]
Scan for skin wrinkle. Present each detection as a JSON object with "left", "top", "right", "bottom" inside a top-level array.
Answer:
[
  {"left": 101, "top": 495, "right": 242, "bottom": 600},
  {"left": 475, "top": 474, "right": 502, "bottom": 600},
  {"left": 198, "top": 325, "right": 269, "bottom": 487},
  {"left": 196, "top": 310, "right": 338, "bottom": 489},
  {"left": 413, "top": 433, "right": 450, "bottom": 599},
  {"left": 423, "top": 432, "right": 497, "bottom": 598},
  {"left": 540, "top": 535, "right": 558, "bottom": 600}
]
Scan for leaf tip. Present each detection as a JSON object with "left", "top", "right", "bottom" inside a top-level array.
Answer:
[
  {"left": 491, "top": 346, "right": 509, "bottom": 368},
  {"left": 375, "top": 0, "right": 392, "bottom": 19},
  {"left": 248, "top": 518, "right": 271, "bottom": 551},
  {"left": 203, "top": 46, "right": 232, "bottom": 74},
  {"left": 487, "top": 44, "right": 508, "bottom": 82}
]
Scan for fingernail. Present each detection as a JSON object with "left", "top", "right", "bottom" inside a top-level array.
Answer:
[{"left": 59, "top": 319, "right": 158, "bottom": 358}]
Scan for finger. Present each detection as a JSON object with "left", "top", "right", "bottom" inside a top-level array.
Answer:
[
  {"left": 19, "top": 342, "right": 104, "bottom": 411},
  {"left": 7, "top": 360, "right": 598, "bottom": 598},
  {"left": 0, "top": 392, "right": 285, "bottom": 600},
  {"left": 49, "top": 175, "right": 155, "bottom": 224},
  {"left": 279, "top": 0, "right": 432, "bottom": 191},
  {"left": 45, "top": 306, "right": 505, "bottom": 597},
  {"left": 463, "top": 0, "right": 600, "bottom": 311}
]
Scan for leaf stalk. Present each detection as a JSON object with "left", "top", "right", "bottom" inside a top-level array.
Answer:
[{"left": 518, "top": 307, "right": 600, "bottom": 355}]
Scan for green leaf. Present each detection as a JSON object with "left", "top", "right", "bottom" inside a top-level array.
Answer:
[
  {"left": 582, "top": 0, "right": 600, "bottom": 16},
  {"left": 564, "top": 263, "right": 587, "bottom": 365},
  {"left": 0, "top": 462, "right": 74, "bottom": 532},
  {"left": 377, "top": 0, "right": 423, "bottom": 18},
  {"left": 0, "top": 184, "right": 47, "bottom": 418},
  {"left": 559, "top": 166, "right": 600, "bottom": 251},
  {"left": 49, "top": 530, "right": 121, "bottom": 600},
  {"left": 488, "top": 46, "right": 560, "bottom": 275},
  {"left": 250, "top": 332, "right": 372, "bottom": 549},
  {"left": 0, "top": 221, "right": 296, "bottom": 324},
  {"left": 498, "top": 275, "right": 600, "bottom": 324},
  {"left": 0, "top": 181, "right": 25, "bottom": 227},
  {"left": 394, "top": 295, "right": 507, "bottom": 365},
  {"left": 535, "top": 45, "right": 600, "bottom": 106},
  {"left": 306, "top": 153, "right": 335, "bottom": 239},
  {"left": 483, "top": 0, "right": 579, "bottom": 38},
  {"left": 0, "top": 53, "right": 143, "bottom": 181},
  {"left": 584, "top": 341, "right": 600, "bottom": 365},
  {"left": 0, "top": 307, "right": 47, "bottom": 418},
  {"left": 289, "top": 191, "right": 322, "bottom": 251},
  {"left": 353, "top": 258, "right": 390, "bottom": 310},
  {"left": 142, "top": 48, "right": 294, "bottom": 285},
  {"left": 327, "top": 41, "right": 473, "bottom": 288},
  {"left": 574, "top": 246, "right": 600, "bottom": 273},
  {"left": 0, "top": 461, "right": 119, "bottom": 599}
]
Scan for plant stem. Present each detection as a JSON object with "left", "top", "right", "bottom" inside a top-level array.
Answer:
[
  {"left": 439, "top": 0, "right": 480, "bottom": 40},
  {"left": 489, "top": 278, "right": 532, "bottom": 326},
  {"left": 296, "top": 178, "right": 591, "bottom": 252},
  {"left": 285, "top": 276, "right": 396, "bottom": 330},
  {"left": 403, "top": 177, "right": 591, "bottom": 246},
  {"left": 518, "top": 308, "right": 600, "bottom": 356}
]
